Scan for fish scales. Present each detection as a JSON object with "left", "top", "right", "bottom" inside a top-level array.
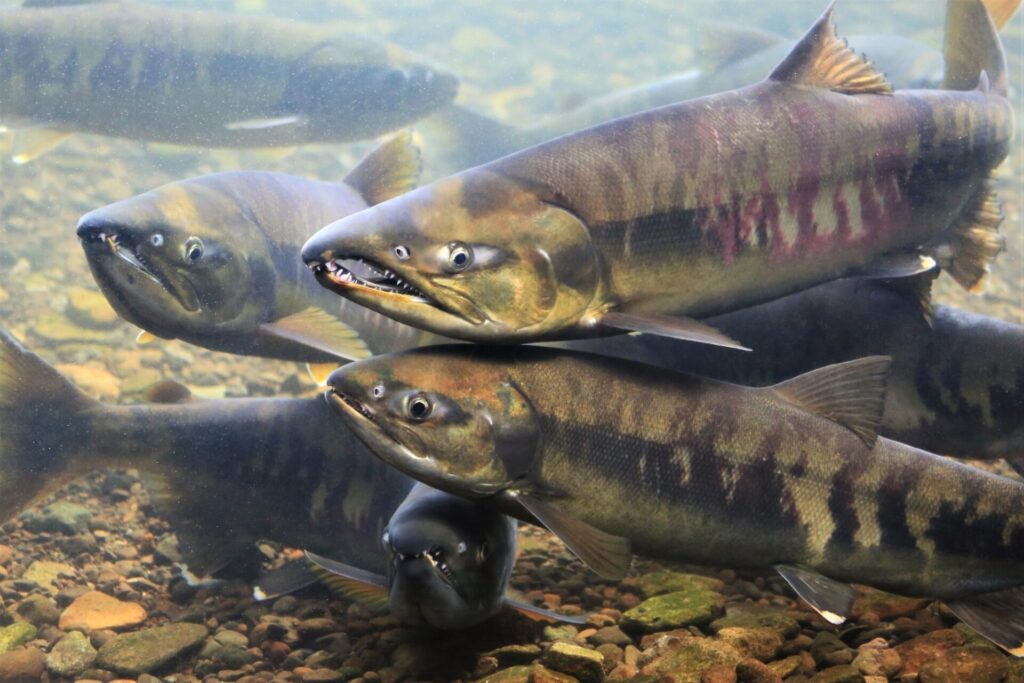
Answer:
[
  {"left": 487, "top": 87, "right": 1011, "bottom": 315},
  {"left": 511, "top": 355, "right": 1024, "bottom": 598}
]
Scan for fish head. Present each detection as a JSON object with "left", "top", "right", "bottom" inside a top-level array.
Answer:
[
  {"left": 325, "top": 347, "right": 541, "bottom": 496},
  {"left": 383, "top": 493, "right": 515, "bottom": 629},
  {"left": 76, "top": 178, "right": 260, "bottom": 338},
  {"left": 303, "top": 171, "right": 600, "bottom": 342}
]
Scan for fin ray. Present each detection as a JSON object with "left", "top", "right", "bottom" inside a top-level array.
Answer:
[
  {"left": 515, "top": 492, "right": 633, "bottom": 580},
  {"left": 769, "top": 4, "right": 892, "bottom": 95},
  {"left": 949, "top": 585, "right": 1024, "bottom": 656},
  {"left": 599, "top": 311, "right": 750, "bottom": 351},
  {"left": 260, "top": 307, "right": 371, "bottom": 362},
  {"left": 769, "top": 356, "right": 891, "bottom": 448},
  {"left": 343, "top": 131, "right": 421, "bottom": 206},
  {"left": 775, "top": 565, "right": 857, "bottom": 625},
  {"left": 304, "top": 551, "right": 390, "bottom": 610}
]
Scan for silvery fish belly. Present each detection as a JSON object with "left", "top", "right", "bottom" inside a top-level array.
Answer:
[
  {"left": 322, "top": 344, "right": 1024, "bottom": 655},
  {"left": 0, "top": 1, "right": 457, "bottom": 151},
  {"left": 302, "top": 0, "right": 1012, "bottom": 348}
]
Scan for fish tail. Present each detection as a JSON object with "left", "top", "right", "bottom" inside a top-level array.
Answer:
[
  {"left": 944, "top": 0, "right": 1019, "bottom": 96},
  {"left": 0, "top": 327, "right": 103, "bottom": 522}
]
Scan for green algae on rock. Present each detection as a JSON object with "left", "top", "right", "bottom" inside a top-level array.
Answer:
[
  {"left": 45, "top": 631, "right": 97, "bottom": 678},
  {"left": 0, "top": 624, "right": 36, "bottom": 654},
  {"left": 95, "top": 623, "right": 208, "bottom": 675},
  {"left": 622, "top": 587, "right": 727, "bottom": 632}
]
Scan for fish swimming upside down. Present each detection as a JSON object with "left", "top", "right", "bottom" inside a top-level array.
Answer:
[
  {"left": 303, "top": 0, "right": 1015, "bottom": 347},
  {"left": 324, "top": 344, "right": 1024, "bottom": 655}
]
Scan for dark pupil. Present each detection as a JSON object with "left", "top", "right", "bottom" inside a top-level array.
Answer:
[
  {"left": 453, "top": 252, "right": 467, "bottom": 266},
  {"left": 410, "top": 399, "right": 428, "bottom": 418},
  {"left": 189, "top": 246, "right": 201, "bottom": 260}
]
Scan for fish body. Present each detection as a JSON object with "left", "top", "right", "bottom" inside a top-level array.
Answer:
[
  {"left": 325, "top": 345, "right": 1024, "bottom": 652},
  {"left": 77, "top": 134, "right": 445, "bottom": 362},
  {"left": 0, "top": 1, "right": 457, "bottom": 150},
  {"left": 0, "top": 326, "right": 413, "bottom": 577},
  {"left": 581, "top": 278, "right": 1024, "bottom": 461},
  {"left": 303, "top": 1, "right": 1012, "bottom": 346}
]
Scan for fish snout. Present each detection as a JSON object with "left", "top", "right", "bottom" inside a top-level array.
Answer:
[{"left": 76, "top": 213, "right": 120, "bottom": 243}]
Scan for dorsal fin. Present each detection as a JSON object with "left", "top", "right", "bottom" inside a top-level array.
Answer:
[
  {"left": 343, "top": 131, "right": 421, "bottom": 206},
  {"left": 982, "top": 0, "right": 1021, "bottom": 30},
  {"left": 142, "top": 379, "right": 194, "bottom": 404},
  {"left": 769, "top": 4, "right": 893, "bottom": 95},
  {"left": 769, "top": 356, "right": 891, "bottom": 448},
  {"left": 698, "top": 22, "right": 786, "bottom": 73}
]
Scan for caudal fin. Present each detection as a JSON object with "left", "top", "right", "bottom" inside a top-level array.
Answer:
[
  {"left": 944, "top": 0, "right": 1019, "bottom": 96},
  {"left": 0, "top": 327, "right": 99, "bottom": 521}
]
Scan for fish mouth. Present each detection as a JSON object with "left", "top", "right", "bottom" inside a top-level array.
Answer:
[
  {"left": 327, "top": 387, "right": 377, "bottom": 425},
  {"left": 309, "top": 256, "right": 487, "bottom": 328},
  {"left": 79, "top": 229, "right": 200, "bottom": 313},
  {"left": 394, "top": 548, "right": 458, "bottom": 591},
  {"left": 312, "top": 257, "right": 434, "bottom": 302}
]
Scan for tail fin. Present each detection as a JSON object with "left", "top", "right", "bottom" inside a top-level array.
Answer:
[
  {"left": 944, "top": 0, "right": 1019, "bottom": 96},
  {"left": 0, "top": 327, "right": 99, "bottom": 521}
]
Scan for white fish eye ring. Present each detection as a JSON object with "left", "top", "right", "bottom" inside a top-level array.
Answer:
[
  {"left": 150, "top": 233, "right": 164, "bottom": 247},
  {"left": 394, "top": 245, "right": 411, "bottom": 261},
  {"left": 372, "top": 384, "right": 385, "bottom": 399}
]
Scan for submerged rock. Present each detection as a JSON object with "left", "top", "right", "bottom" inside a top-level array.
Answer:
[
  {"left": 0, "top": 647, "right": 45, "bottom": 682},
  {"left": 14, "top": 594, "right": 60, "bottom": 626},
  {"left": 22, "top": 501, "right": 92, "bottom": 535},
  {"left": 638, "top": 636, "right": 742, "bottom": 682},
  {"left": 95, "top": 622, "right": 207, "bottom": 675},
  {"left": 622, "top": 587, "right": 726, "bottom": 632},
  {"left": 0, "top": 624, "right": 36, "bottom": 654},
  {"left": 59, "top": 590, "right": 148, "bottom": 631},
  {"left": 65, "top": 286, "right": 120, "bottom": 329},
  {"left": 917, "top": 645, "right": 1009, "bottom": 683},
  {"left": 45, "top": 631, "right": 97, "bottom": 678},
  {"left": 637, "top": 570, "right": 725, "bottom": 597},
  {"left": 541, "top": 641, "right": 604, "bottom": 682}
]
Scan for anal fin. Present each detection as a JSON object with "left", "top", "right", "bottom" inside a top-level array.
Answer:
[
  {"left": 304, "top": 551, "right": 390, "bottom": 611},
  {"left": 769, "top": 356, "right": 891, "bottom": 448},
  {"left": 598, "top": 311, "right": 750, "bottom": 351},
  {"left": 775, "top": 564, "right": 857, "bottom": 625},
  {"left": 514, "top": 492, "right": 633, "bottom": 580},
  {"left": 259, "top": 307, "right": 371, "bottom": 362},
  {"left": 949, "top": 585, "right": 1024, "bottom": 657}
]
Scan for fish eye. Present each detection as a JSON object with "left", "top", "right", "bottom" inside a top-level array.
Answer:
[
  {"left": 184, "top": 237, "right": 204, "bottom": 263},
  {"left": 372, "top": 384, "right": 386, "bottom": 399},
  {"left": 393, "top": 245, "right": 410, "bottom": 261},
  {"left": 382, "top": 529, "right": 391, "bottom": 547},
  {"left": 150, "top": 233, "right": 164, "bottom": 247},
  {"left": 477, "top": 542, "right": 489, "bottom": 563},
  {"left": 456, "top": 541, "right": 467, "bottom": 555},
  {"left": 405, "top": 394, "right": 432, "bottom": 421},
  {"left": 446, "top": 242, "right": 473, "bottom": 273}
]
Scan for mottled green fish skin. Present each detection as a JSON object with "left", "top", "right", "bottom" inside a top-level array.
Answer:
[
  {"left": 329, "top": 345, "right": 1024, "bottom": 601},
  {"left": 0, "top": 329, "right": 412, "bottom": 576},
  {"left": 303, "top": 3, "right": 1012, "bottom": 344},
  {"left": 583, "top": 279, "right": 1024, "bottom": 462},
  {"left": 0, "top": 1, "right": 457, "bottom": 146},
  {"left": 79, "top": 171, "right": 444, "bottom": 361}
]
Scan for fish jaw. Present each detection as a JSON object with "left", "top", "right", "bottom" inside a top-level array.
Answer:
[{"left": 77, "top": 216, "right": 200, "bottom": 336}]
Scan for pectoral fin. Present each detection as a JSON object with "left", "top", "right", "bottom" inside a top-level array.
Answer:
[
  {"left": 774, "top": 564, "right": 857, "bottom": 625},
  {"left": 11, "top": 128, "right": 71, "bottom": 164},
  {"left": 260, "top": 308, "right": 371, "bottom": 361},
  {"left": 304, "top": 551, "right": 390, "bottom": 611},
  {"left": 253, "top": 559, "right": 320, "bottom": 601},
  {"left": 598, "top": 311, "right": 750, "bottom": 351},
  {"left": 515, "top": 492, "right": 632, "bottom": 580},
  {"left": 306, "top": 362, "right": 338, "bottom": 387},
  {"left": 949, "top": 585, "right": 1024, "bottom": 656},
  {"left": 504, "top": 595, "right": 588, "bottom": 624},
  {"left": 769, "top": 356, "right": 891, "bottom": 448},
  {"left": 860, "top": 254, "right": 938, "bottom": 280}
]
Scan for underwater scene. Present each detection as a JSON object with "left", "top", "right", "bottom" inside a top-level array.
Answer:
[{"left": 0, "top": 0, "right": 1022, "bottom": 681}]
